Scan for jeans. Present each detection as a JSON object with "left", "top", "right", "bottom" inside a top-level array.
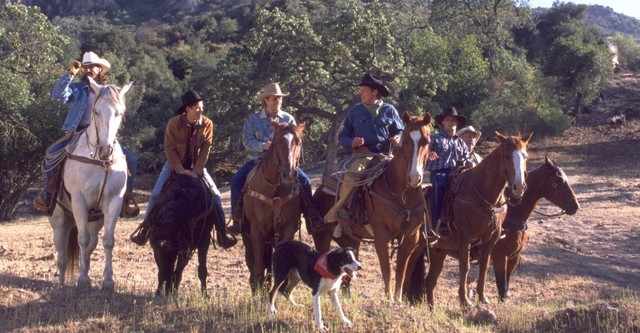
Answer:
[
  {"left": 230, "top": 159, "right": 314, "bottom": 214},
  {"left": 145, "top": 161, "right": 221, "bottom": 220},
  {"left": 429, "top": 170, "right": 450, "bottom": 224}
]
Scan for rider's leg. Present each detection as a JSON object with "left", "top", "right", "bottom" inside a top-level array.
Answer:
[
  {"left": 130, "top": 161, "right": 172, "bottom": 246},
  {"left": 33, "top": 136, "right": 71, "bottom": 214},
  {"left": 324, "top": 156, "right": 372, "bottom": 224},
  {"left": 202, "top": 170, "right": 236, "bottom": 249},
  {"left": 228, "top": 159, "right": 256, "bottom": 235},
  {"left": 429, "top": 170, "right": 450, "bottom": 234},
  {"left": 297, "top": 168, "right": 324, "bottom": 233}
]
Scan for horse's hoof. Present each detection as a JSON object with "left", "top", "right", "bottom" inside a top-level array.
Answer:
[
  {"left": 102, "top": 280, "right": 115, "bottom": 292},
  {"left": 77, "top": 277, "right": 91, "bottom": 290}
]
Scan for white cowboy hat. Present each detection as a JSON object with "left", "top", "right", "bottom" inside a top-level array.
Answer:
[
  {"left": 456, "top": 125, "right": 482, "bottom": 140},
  {"left": 256, "top": 82, "right": 289, "bottom": 103},
  {"left": 82, "top": 52, "right": 111, "bottom": 73}
]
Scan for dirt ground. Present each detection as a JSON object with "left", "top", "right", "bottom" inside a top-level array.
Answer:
[{"left": 0, "top": 74, "right": 639, "bottom": 332}]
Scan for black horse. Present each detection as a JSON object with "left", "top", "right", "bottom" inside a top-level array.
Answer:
[{"left": 148, "top": 174, "right": 227, "bottom": 297}]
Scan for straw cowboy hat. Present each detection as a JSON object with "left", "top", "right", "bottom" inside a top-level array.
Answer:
[
  {"left": 256, "top": 83, "right": 289, "bottom": 103},
  {"left": 82, "top": 51, "right": 111, "bottom": 73},
  {"left": 175, "top": 90, "right": 204, "bottom": 115},
  {"left": 435, "top": 106, "right": 467, "bottom": 128},
  {"left": 353, "top": 73, "right": 389, "bottom": 97},
  {"left": 456, "top": 125, "right": 482, "bottom": 140}
]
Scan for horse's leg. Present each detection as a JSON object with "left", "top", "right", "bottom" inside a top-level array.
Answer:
[
  {"left": 241, "top": 233, "right": 258, "bottom": 293},
  {"left": 172, "top": 252, "right": 189, "bottom": 297},
  {"left": 50, "top": 209, "right": 74, "bottom": 286},
  {"left": 250, "top": 231, "right": 267, "bottom": 293},
  {"left": 403, "top": 245, "right": 426, "bottom": 304},
  {"left": 71, "top": 198, "right": 92, "bottom": 289},
  {"left": 197, "top": 234, "right": 211, "bottom": 297},
  {"left": 503, "top": 232, "right": 528, "bottom": 301},
  {"left": 372, "top": 232, "right": 393, "bottom": 301},
  {"left": 425, "top": 248, "right": 447, "bottom": 308},
  {"left": 476, "top": 235, "right": 500, "bottom": 304},
  {"left": 492, "top": 249, "right": 509, "bottom": 302},
  {"left": 393, "top": 230, "right": 420, "bottom": 302},
  {"left": 152, "top": 249, "right": 169, "bottom": 297},
  {"left": 100, "top": 198, "right": 122, "bottom": 292},
  {"left": 311, "top": 223, "right": 335, "bottom": 253},
  {"left": 457, "top": 241, "right": 473, "bottom": 308}
]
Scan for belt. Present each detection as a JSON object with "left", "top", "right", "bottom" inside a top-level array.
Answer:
[{"left": 431, "top": 168, "right": 452, "bottom": 174}]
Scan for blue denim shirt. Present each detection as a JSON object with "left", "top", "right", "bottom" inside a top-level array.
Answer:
[
  {"left": 51, "top": 73, "right": 91, "bottom": 132},
  {"left": 338, "top": 102, "right": 404, "bottom": 153},
  {"left": 242, "top": 108, "right": 296, "bottom": 161},
  {"left": 425, "top": 131, "right": 471, "bottom": 171}
]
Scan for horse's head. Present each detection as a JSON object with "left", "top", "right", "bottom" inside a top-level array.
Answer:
[
  {"left": 539, "top": 156, "right": 580, "bottom": 215},
  {"left": 496, "top": 131, "right": 532, "bottom": 200},
  {"left": 397, "top": 111, "right": 432, "bottom": 187},
  {"left": 87, "top": 77, "right": 132, "bottom": 161},
  {"left": 267, "top": 121, "right": 305, "bottom": 184}
]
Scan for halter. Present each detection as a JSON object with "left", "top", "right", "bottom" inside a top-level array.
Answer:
[{"left": 85, "top": 86, "right": 122, "bottom": 162}]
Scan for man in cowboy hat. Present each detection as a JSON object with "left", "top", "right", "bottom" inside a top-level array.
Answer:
[
  {"left": 228, "top": 82, "right": 325, "bottom": 235},
  {"left": 323, "top": 73, "right": 403, "bottom": 227},
  {"left": 34, "top": 51, "right": 140, "bottom": 218},
  {"left": 130, "top": 89, "right": 236, "bottom": 249},
  {"left": 456, "top": 125, "right": 483, "bottom": 166},
  {"left": 425, "top": 106, "right": 472, "bottom": 234}
]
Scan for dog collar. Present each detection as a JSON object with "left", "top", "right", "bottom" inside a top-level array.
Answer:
[{"left": 314, "top": 253, "right": 337, "bottom": 279}]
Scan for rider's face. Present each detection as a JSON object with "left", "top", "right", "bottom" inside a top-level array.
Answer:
[{"left": 185, "top": 101, "right": 204, "bottom": 124}]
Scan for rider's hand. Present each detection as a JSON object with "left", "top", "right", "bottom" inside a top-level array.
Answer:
[
  {"left": 263, "top": 140, "right": 272, "bottom": 151},
  {"left": 180, "top": 169, "right": 198, "bottom": 178},
  {"left": 390, "top": 135, "right": 401, "bottom": 147},
  {"left": 351, "top": 137, "right": 365, "bottom": 148},
  {"left": 68, "top": 60, "right": 82, "bottom": 75},
  {"left": 428, "top": 151, "right": 439, "bottom": 161}
]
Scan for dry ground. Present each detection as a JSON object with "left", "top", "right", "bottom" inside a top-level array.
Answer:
[{"left": 1, "top": 75, "right": 639, "bottom": 332}]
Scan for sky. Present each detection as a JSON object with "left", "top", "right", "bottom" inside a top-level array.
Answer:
[{"left": 527, "top": 0, "right": 640, "bottom": 20}]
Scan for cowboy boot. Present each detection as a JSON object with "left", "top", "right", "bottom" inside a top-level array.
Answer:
[
  {"left": 216, "top": 229, "right": 237, "bottom": 249},
  {"left": 130, "top": 220, "right": 150, "bottom": 246},
  {"left": 120, "top": 187, "right": 140, "bottom": 218},
  {"left": 33, "top": 163, "right": 63, "bottom": 216},
  {"left": 227, "top": 196, "right": 244, "bottom": 236}
]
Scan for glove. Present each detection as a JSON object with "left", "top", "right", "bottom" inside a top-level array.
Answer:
[{"left": 68, "top": 60, "right": 82, "bottom": 75}]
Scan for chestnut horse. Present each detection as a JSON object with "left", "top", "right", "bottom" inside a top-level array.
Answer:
[
  {"left": 240, "top": 121, "right": 305, "bottom": 293},
  {"left": 312, "top": 111, "right": 432, "bottom": 302},
  {"left": 493, "top": 156, "right": 579, "bottom": 301},
  {"left": 424, "top": 132, "right": 531, "bottom": 308}
]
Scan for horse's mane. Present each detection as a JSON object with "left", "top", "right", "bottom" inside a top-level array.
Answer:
[{"left": 96, "top": 84, "right": 125, "bottom": 109}]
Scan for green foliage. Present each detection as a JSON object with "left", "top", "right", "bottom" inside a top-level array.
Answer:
[
  {"left": 610, "top": 33, "right": 640, "bottom": 72},
  {"left": 0, "top": 4, "right": 69, "bottom": 220}
]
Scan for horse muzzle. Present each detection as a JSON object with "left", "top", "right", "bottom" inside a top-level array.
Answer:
[
  {"left": 509, "top": 181, "right": 526, "bottom": 199},
  {"left": 98, "top": 145, "right": 114, "bottom": 161}
]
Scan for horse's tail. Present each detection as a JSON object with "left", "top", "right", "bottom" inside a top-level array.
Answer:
[{"left": 66, "top": 226, "right": 79, "bottom": 278}]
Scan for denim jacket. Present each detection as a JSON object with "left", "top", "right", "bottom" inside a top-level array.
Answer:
[
  {"left": 339, "top": 102, "right": 404, "bottom": 153},
  {"left": 242, "top": 108, "right": 296, "bottom": 161},
  {"left": 51, "top": 73, "right": 91, "bottom": 132}
]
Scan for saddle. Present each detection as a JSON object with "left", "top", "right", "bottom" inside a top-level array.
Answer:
[{"left": 437, "top": 166, "right": 471, "bottom": 235}]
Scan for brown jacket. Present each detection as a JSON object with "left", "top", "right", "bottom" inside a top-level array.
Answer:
[{"left": 164, "top": 114, "right": 213, "bottom": 176}]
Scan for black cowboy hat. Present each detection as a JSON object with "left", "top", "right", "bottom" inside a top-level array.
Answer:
[
  {"left": 435, "top": 106, "right": 467, "bottom": 128},
  {"left": 176, "top": 90, "right": 204, "bottom": 115},
  {"left": 353, "top": 73, "right": 390, "bottom": 97}
]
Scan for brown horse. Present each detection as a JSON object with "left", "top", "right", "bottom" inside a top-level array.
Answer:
[
  {"left": 424, "top": 132, "right": 531, "bottom": 308},
  {"left": 493, "top": 156, "right": 579, "bottom": 301},
  {"left": 240, "top": 121, "right": 305, "bottom": 293},
  {"left": 312, "top": 111, "right": 432, "bottom": 302}
]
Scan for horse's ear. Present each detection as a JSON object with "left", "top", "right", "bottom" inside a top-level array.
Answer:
[
  {"left": 522, "top": 132, "right": 533, "bottom": 144},
  {"left": 120, "top": 81, "right": 133, "bottom": 97},
  {"left": 545, "top": 155, "right": 556, "bottom": 167},
  {"left": 495, "top": 131, "right": 507, "bottom": 142},
  {"left": 402, "top": 111, "right": 412, "bottom": 123},
  {"left": 423, "top": 112, "right": 432, "bottom": 125},
  {"left": 87, "top": 76, "right": 100, "bottom": 94}
]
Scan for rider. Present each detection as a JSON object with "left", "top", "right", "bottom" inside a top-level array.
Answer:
[
  {"left": 33, "top": 51, "right": 139, "bottom": 217},
  {"left": 227, "top": 82, "right": 325, "bottom": 235},
  {"left": 425, "top": 106, "right": 472, "bottom": 233},
  {"left": 456, "top": 125, "right": 483, "bottom": 166},
  {"left": 130, "top": 90, "right": 236, "bottom": 249},
  {"left": 323, "top": 73, "right": 403, "bottom": 225}
]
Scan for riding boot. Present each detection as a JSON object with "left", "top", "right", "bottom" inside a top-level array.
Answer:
[
  {"left": 130, "top": 220, "right": 150, "bottom": 246},
  {"left": 120, "top": 187, "right": 140, "bottom": 218},
  {"left": 227, "top": 196, "right": 244, "bottom": 236},
  {"left": 33, "top": 163, "right": 63, "bottom": 216}
]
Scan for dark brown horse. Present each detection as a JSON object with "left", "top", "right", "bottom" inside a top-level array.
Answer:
[
  {"left": 493, "top": 156, "right": 579, "bottom": 301},
  {"left": 240, "top": 121, "right": 305, "bottom": 293},
  {"left": 312, "top": 111, "right": 432, "bottom": 302},
  {"left": 424, "top": 132, "right": 531, "bottom": 308}
]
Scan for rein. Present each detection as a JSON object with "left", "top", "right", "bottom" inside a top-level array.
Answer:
[{"left": 67, "top": 153, "right": 123, "bottom": 211}]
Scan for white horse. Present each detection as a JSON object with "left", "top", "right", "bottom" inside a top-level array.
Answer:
[{"left": 49, "top": 77, "right": 132, "bottom": 291}]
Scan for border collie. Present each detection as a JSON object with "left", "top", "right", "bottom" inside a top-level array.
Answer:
[{"left": 268, "top": 241, "right": 362, "bottom": 331}]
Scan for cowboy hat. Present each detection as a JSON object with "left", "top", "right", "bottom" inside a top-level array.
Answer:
[
  {"left": 456, "top": 125, "right": 482, "bottom": 140},
  {"left": 435, "top": 106, "right": 467, "bottom": 128},
  {"left": 82, "top": 52, "right": 110, "bottom": 73},
  {"left": 175, "top": 90, "right": 204, "bottom": 115},
  {"left": 353, "top": 73, "right": 389, "bottom": 97},
  {"left": 256, "top": 82, "right": 289, "bottom": 103}
]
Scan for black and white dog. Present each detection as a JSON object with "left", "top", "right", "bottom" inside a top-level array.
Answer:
[{"left": 268, "top": 241, "right": 362, "bottom": 331}]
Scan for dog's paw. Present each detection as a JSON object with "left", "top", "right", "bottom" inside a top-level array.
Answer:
[
  {"left": 268, "top": 304, "right": 277, "bottom": 314},
  {"left": 343, "top": 319, "right": 353, "bottom": 327},
  {"left": 318, "top": 325, "right": 329, "bottom": 332}
]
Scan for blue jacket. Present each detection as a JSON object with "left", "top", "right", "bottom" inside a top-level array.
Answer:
[
  {"left": 242, "top": 108, "right": 296, "bottom": 161},
  {"left": 425, "top": 131, "right": 471, "bottom": 171},
  {"left": 339, "top": 102, "right": 404, "bottom": 153},
  {"left": 51, "top": 73, "right": 91, "bottom": 132}
]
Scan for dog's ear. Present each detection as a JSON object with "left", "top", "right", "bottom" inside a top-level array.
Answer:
[{"left": 345, "top": 247, "right": 357, "bottom": 256}]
